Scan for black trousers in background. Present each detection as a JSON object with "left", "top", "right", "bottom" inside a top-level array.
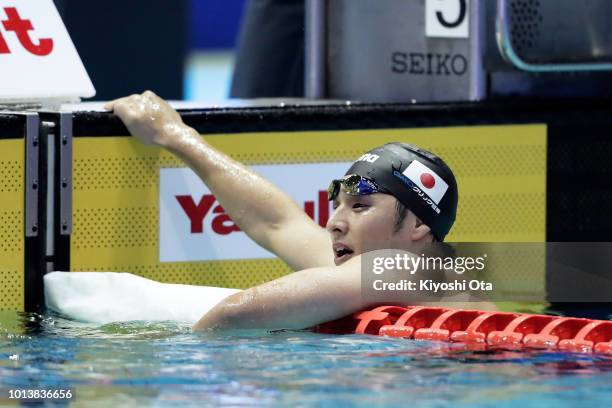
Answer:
[{"left": 230, "top": 0, "right": 305, "bottom": 98}]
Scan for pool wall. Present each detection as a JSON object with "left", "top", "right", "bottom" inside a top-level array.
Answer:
[{"left": 2, "top": 99, "right": 612, "bottom": 312}]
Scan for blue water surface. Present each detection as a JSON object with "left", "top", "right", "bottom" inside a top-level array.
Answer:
[{"left": 1, "top": 312, "right": 611, "bottom": 407}]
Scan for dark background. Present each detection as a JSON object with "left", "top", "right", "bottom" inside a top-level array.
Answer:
[{"left": 52, "top": 0, "right": 246, "bottom": 100}]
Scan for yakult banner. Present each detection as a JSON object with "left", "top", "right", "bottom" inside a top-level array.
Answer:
[
  {"left": 0, "top": 0, "right": 94, "bottom": 102},
  {"left": 160, "top": 163, "right": 351, "bottom": 262}
]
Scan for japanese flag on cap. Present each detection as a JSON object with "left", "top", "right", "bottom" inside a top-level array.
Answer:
[{"left": 402, "top": 160, "right": 449, "bottom": 204}]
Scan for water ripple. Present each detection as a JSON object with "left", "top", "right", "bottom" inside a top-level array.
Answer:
[{"left": 0, "top": 312, "right": 611, "bottom": 407}]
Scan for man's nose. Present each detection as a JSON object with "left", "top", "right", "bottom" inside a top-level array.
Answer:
[{"left": 326, "top": 209, "right": 348, "bottom": 236}]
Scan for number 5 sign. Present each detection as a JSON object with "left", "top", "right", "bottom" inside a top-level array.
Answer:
[
  {"left": 425, "top": 0, "right": 469, "bottom": 38},
  {"left": 0, "top": 0, "right": 94, "bottom": 103}
]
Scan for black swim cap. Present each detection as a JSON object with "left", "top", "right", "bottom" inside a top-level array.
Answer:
[{"left": 345, "top": 143, "right": 458, "bottom": 241}]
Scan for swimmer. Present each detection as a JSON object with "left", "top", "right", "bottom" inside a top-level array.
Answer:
[{"left": 105, "top": 91, "right": 479, "bottom": 330}]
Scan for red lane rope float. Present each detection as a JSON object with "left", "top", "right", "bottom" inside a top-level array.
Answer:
[{"left": 313, "top": 306, "right": 612, "bottom": 354}]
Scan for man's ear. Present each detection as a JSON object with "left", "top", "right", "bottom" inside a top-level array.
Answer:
[{"left": 411, "top": 217, "right": 432, "bottom": 242}]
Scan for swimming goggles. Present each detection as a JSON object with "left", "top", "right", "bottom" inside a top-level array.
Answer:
[{"left": 327, "top": 174, "right": 387, "bottom": 201}]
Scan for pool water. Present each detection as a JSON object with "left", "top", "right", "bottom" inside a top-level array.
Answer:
[{"left": 1, "top": 312, "right": 612, "bottom": 407}]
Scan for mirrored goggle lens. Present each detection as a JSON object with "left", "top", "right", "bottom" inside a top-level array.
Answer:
[
  {"left": 327, "top": 180, "right": 340, "bottom": 201},
  {"left": 327, "top": 175, "right": 381, "bottom": 201}
]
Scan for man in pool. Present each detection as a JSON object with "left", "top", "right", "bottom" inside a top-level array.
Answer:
[{"left": 105, "top": 91, "right": 473, "bottom": 331}]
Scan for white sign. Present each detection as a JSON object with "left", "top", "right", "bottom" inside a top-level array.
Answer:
[
  {"left": 425, "top": 0, "right": 469, "bottom": 38},
  {"left": 0, "top": 0, "right": 95, "bottom": 103},
  {"left": 159, "top": 163, "right": 351, "bottom": 262}
]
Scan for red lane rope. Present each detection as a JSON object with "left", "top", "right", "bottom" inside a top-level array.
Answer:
[{"left": 313, "top": 306, "right": 612, "bottom": 354}]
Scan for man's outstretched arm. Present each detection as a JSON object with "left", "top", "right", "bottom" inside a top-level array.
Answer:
[
  {"left": 192, "top": 256, "right": 366, "bottom": 330},
  {"left": 105, "top": 91, "right": 333, "bottom": 271},
  {"left": 192, "top": 255, "right": 498, "bottom": 331}
]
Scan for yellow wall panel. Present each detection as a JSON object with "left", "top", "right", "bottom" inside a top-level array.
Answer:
[
  {"left": 71, "top": 125, "right": 546, "bottom": 289},
  {"left": 0, "top": 139, "right": 25, "bottom": 311}
]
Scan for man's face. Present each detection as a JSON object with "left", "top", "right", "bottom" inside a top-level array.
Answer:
[{"left": 326, "top": 191, "right": 419, "bottom": 265}]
